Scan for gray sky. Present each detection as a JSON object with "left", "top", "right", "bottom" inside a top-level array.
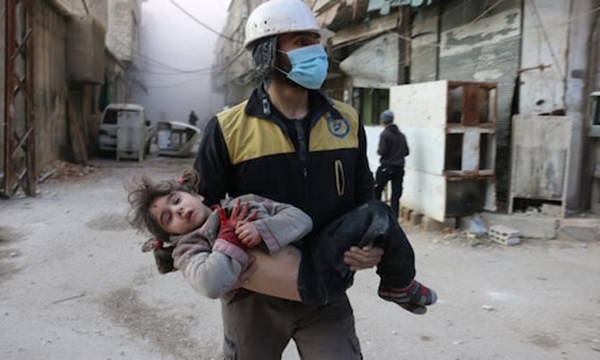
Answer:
[{"left": 132, "top": 0, "right": 232, "bottom": 127}]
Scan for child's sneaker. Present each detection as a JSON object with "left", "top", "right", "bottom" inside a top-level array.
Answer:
[{"left": 378, "top": 280, "right": 437, "bottom": 315}]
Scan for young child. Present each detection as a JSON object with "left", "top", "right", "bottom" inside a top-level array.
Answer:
[{"left": 127, "top": 169, "right": 437, "bottom": 314}]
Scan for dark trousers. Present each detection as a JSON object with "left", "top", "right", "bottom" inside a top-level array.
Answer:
[
  {"left": 374, "top": 165, "right": 405, "bottom": 218},
  {"left": 221, "top": 294, "right": 361, "bottom": 359},
  {"left": 298, "top": 200, "right": 416, "bottom": 306}
]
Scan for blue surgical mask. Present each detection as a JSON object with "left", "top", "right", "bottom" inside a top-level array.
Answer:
[{"left": 279, "top": 44, "right": 329, "bottom": 90}]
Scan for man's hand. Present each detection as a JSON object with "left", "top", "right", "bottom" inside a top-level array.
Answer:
[
  {"left": 343, "top": 244, "right": 383, "bottom": 271},
  {"left": 235, "top": 221, "right": 262, "bottom": 248}
]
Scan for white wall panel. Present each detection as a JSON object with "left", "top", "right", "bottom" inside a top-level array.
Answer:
[
  {"left": 390, "top": 80, "right": 448, "bottom": 128},
  {"left": 403, "top": 170, "right": 447, "bottom": 221},
  {"left": 387, "top": 80, "right": 497, "bottom": 221},
  {"left": 390, "top": 81, "right": 449, "bottom": 174}
]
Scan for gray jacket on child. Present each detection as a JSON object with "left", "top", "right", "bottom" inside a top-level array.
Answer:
[{"left": 171, "top": 194, "right": 313, "bottom": 299}]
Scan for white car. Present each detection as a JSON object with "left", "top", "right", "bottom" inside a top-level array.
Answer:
[
  {"left": 98, "top": 103, "right": 154, "bottom": 155},
  {"left": 156, "top": 121, "right": 201, "bottom": 157}
]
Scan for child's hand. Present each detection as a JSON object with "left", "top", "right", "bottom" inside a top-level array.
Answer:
[
  {"left": 154, "top": 246, "right": 176, "bottom": 274},
  {"left": 140, "top": 238, "right": 176, "bottom": 274},
  {"left": 223, "top": 199, "right": 258, "bottom": 227},
  {"left": 141, "top": 237, "right": 163, "bottom": 252},
  {"left": 235, "top": 221, "right": 262, "bottom": 247}
]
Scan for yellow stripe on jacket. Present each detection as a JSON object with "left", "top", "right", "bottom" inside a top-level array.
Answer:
[{"left": 217, "top": 99, "right": 359, "bottom": 165}]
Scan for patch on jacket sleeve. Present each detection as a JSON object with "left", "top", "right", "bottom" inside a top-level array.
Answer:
[
  {"left": 327, "top": 116, "right": 350, "bottom": 138},
  {"left": 310, "top": 115, "right": 358, "bottom": 152}
]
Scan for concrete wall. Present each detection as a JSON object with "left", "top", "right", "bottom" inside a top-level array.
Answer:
[
  {"left": 107, "top": 0, "right": 140, "bottom": 62},
  {"left": 520, "top": 0, "right": 593, "bottom": 210},
  {"left": 408, "top": 0, "right": 598, "bottom": 213},
  {"left": 212, "top": 0, "right": 258, "bottom": 106},
  {"left": 48, "top": 0, "right": 108, "bottom": 24},
  {"left": 519, "top": 0, "right": 569, "bottom": 114},
  {"left": 340, "top": 33, "right": 400, "bottom": 88},
  {"left": 410, "top": 1, "right": 523, "bottom": 200},
  {"left": 45, "top": 0, "right": 136, "bottom": 66},
  {"left": 509, "top": 115, "right": 581, "bottom": 215},
  {"left": 565, "top": 0, "right": 593, "bottom": 210},
  {"left": 438, "top": 0, "right": 522, "bottom": 199},
  {"left": 411, "top": 6, "right": 439, "bottom": 83},
  {"left": 1, "top": 0, "right": 142, "bottom": 182},
  {"left": 0, "top": 0, "right": 5, "bottom": 173},
  {"left": 35, "top": 1, "right": 70, "bottom": 169},
  {"left": 587, "top": 1, "right": 600, "bottom": 211}
]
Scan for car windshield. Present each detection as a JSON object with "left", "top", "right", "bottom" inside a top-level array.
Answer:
[{"left": 102, "top": 109, "right": 141, "bottom": 125}]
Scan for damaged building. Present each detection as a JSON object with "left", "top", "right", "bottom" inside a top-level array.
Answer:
[
  {"left": 211, "top": 0, "right": 600, "bottom": 222},
  {"left": 1, "top": 0, "right": 144, "bottom": 197}
]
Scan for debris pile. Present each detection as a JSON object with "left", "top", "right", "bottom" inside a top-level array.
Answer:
[{"left": 38, "top": 160, "right": 96, "bottom": 183}]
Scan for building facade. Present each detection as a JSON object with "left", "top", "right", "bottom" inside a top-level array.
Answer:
[
  {"left": 1, "top": 0, "right": 143, "bottom": 196},
  {"left": 212, "top": 0, "right": 600, "bottom": 214}
]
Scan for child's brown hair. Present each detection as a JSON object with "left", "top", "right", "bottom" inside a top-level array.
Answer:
[
  {"left": 126, "top": 168, "right": 202, "bottom": 274},
  {"left": 126, "top": 168, "right": 202, "bottom": 240}
]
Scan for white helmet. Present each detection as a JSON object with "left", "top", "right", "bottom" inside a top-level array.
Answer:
[{"left": 244, "top": 0, "right": 334, "bottom": 50}]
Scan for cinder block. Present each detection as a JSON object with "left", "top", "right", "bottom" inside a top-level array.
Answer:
[
  {"left": 409, "top": 212, "right": 423, "bottom": 226},
  {"left": 489, "top": 225, "right": 520, "bottom": 245},
  {"left": 444, "top": 217, "right": 457, "bottom": 229},
  {"left": 400, "top": 207, "right": 412, "bottom": 222},
  {"left": 480, "top": 212, "right": 557, "bottom": 239},
  {"left": 422, "top": 217, "right": 444, "bottom": 232}
]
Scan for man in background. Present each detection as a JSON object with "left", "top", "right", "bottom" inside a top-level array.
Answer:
[
  {"left": 374, "top": 109, "right": 409, "bottom": 218},
  {"left": 188, "top": 110, "right": 198, "bottom": 127}
]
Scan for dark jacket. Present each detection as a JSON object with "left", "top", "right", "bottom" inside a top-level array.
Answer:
[
  {"left": 377, "top": 124, "right": 409, "bottom": 167},
  {"left": 195, "top": 87, "right": 374, "bottom": 232}
]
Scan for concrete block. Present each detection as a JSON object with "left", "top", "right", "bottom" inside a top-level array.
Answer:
[
  {"left": 409, "top": 212, "right": 423, "bottom": 226},
  {"left": 422, "top": 217, "right": 444, "bottom": 232},
  {"left": 489, "top": 225, "right": 521, "bottom": 245},
  {"left": 444, "top": 217, "right": 457, "bottom": 229},
  {"left": 541, "top": 204, "right": 562, "bottom": 218},
  {"left": 557, "top": 226, "right": 600, "bottom": 242},
  {"left": 480, "top": 212, "right": 558, "bottom": 239},
  {"left": 400, "top": 207, "right": 412, "bottom": 222}
]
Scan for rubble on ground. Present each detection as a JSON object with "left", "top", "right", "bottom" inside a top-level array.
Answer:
[{"left": 38, "top": 160, "right": 96, "bottom": 183}]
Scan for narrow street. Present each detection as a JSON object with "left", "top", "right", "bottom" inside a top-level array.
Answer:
[{"left": 0, "top": 156, "right": 599, "bottom": 360}]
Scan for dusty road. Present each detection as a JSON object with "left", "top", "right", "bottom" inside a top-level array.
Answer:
[{"left": 1, "top": 156, "right": 599, "bottom": 360}]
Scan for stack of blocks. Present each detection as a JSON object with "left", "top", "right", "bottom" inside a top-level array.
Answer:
[{"left": 488, "top": 225, "right": 521, "bottom": 245}]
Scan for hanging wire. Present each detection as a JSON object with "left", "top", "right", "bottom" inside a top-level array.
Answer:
[{"left": 169, "top": 0, "right": 241, "bottom": 44}]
